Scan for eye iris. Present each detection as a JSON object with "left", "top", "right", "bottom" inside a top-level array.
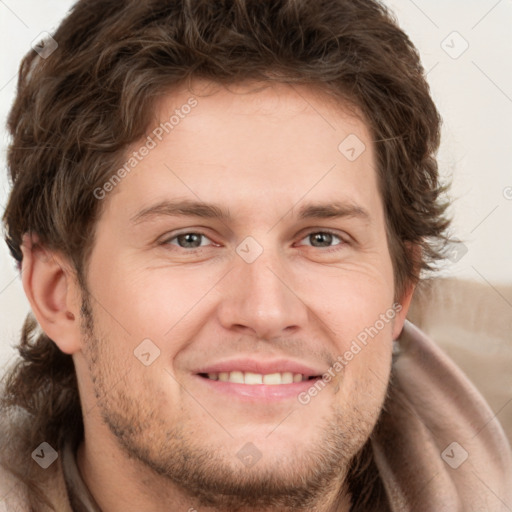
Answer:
[
  {"left": 177, "top": 233, "right": 202, "bottom": 248},
  {"left": 310, "top": 232, "right": 333, "bottom": 247}
]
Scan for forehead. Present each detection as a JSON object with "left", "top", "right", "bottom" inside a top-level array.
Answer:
[{"left": 101, "top": 81, "right": 382, "bottom": 226}]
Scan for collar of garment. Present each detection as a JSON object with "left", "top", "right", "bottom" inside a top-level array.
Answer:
[{"left": 59, "top": 321, "right": 512, "bottom": 511}]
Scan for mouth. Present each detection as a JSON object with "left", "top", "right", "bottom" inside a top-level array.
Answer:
[
  {"left": 195, "top": 370, "right": 323, "bottom": 401},
  {"left": 193, "top": 359, "right": 326, "bottom": 401},
  {"left": 198, "top": 371, "right": 320, "bottom": 385}
]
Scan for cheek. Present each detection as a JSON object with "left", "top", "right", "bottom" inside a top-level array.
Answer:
[
  {"left": 328, "top": 324, "right": 393, "bottom": 427},
  {"left": 301, "top": 260, "right": 396, "bottom": 394},
  {"left": 131, "top": 267, "right": 226, "bottom": 337},
  {"left": 88, "top": 253, "right": 221, "bottom": 342},
  {"left": 302, "top": 264, "right": 395, "bottom": 341}
]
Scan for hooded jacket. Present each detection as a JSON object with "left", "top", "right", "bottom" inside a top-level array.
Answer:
[{"left": 1, "top": 321, "right": 511, "bottom": 511}]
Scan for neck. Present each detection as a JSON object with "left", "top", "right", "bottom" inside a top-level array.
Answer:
[{"left": 76, "top": 435, "right": 353, "bottom": 512}]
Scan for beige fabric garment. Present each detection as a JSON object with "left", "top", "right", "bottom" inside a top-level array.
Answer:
[
  {"left": 1, "top": 321, "right": 511, "bottom": 511},
  {"left": 373, "top": 321, "right": 512, "bottom": 511},
  {"left": 408, "top": 277, "right": 512, "bottom": 447},
  {"left": 0, "top": 454, "right": 73, "bottom": 512}
]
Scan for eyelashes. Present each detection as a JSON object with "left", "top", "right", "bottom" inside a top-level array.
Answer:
[
  {"left": 166, "top": 232, "right": 214, "bottom": 249},
  {"left": 162, "top": 229, "right": 348, "bottom": 253}
]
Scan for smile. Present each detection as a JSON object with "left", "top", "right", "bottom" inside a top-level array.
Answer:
[{"left": 200, "top": 371, "right": 318, "bottom": 385}]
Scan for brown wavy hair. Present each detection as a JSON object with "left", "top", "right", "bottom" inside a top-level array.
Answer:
[{"left": 1, "top": 0, "right": 450, "bottom": 509}]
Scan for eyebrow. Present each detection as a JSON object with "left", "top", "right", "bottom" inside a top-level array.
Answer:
[
  {"left": 130, "top": 199, "right": 231, "bottom": 224},
  {"left": 130, "top": 199, "right": 370, "bottom": 224}
]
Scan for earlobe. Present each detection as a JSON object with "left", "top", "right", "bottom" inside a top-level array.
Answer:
[{"left": 20, "top": 233, "right": 82, "bottom": 355}]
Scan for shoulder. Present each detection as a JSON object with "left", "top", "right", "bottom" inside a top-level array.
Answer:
[
  {"left": 0, "top": 463, "right": 28, "bottom": 512},
  {"left": 373, "top": 321, "right": 512, "bottom": 511},
  {"left": 0, "top": 408, "right": 28, "bottom": 511},
  {"left": 0, "top": 449, "right": 73, "bottom": 512},
  {"left": 0, "top": 409, "right": 73, "bottom": 512}
]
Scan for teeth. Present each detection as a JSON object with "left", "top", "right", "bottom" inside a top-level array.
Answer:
[
  {"left": 205, "top": 371, "right": 308, "bottom": 385},
  {"left": 229, "top": 371, "right": 244, "bottom": 383},
  {"left": 263, "top": 372, "right": 281, "bottom": 385},
  {"left": 245, "top": 372, "right": 263, "bottom": 384}
]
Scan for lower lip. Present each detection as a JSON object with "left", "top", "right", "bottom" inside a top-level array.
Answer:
[{"left": 195, "top": 375, "right": 321, "bottom": 401}]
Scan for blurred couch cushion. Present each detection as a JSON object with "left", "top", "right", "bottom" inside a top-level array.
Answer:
[{"left": 408, "top": 277, "right": 512, "bottom": 446}]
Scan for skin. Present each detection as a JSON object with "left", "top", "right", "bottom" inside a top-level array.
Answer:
[{"left": 21, "top": 82, "right": 414, "bottom": 511}]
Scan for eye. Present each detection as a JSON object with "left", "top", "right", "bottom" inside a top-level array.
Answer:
[
  {"left": 298, "top": 231, "right": 344, "bottom": 248},
  {"left": 166, "top": 232, "right": 213, "bottom": 249},
  {"left": 161, "top": 230, "right": 346, "bottom": 251}
]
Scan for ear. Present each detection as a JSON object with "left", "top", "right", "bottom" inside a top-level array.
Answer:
[
  {"left": 20, "top": 233, "right": 82, "bottom": 354},
  {"left": 391, "top": 281, "right": 415, "bottom": 340},
  {"left": 391, "top": 243, "right": 420, "bottom": 340}
]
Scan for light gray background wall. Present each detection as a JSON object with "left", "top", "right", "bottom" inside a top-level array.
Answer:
[{"left": 1, "top": 0, "right": 512, "bottom": 369}]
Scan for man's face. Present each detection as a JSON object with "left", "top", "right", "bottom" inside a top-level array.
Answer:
[{"left": 75, "top": 82, "right": 408, "bottom": 509}]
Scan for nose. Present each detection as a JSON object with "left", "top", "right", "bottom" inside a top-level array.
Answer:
[{"left": 216, "top": 245, "right": 309, "bottom": 340}]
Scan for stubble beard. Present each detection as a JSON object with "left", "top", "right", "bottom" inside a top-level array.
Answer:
[{"left": 79, "top": 292, "right": 377, "bottom": 511}]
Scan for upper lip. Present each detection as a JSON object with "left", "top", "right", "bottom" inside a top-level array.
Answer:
[{"left": 195, "top": 358, "right": 324, "bottom": 377}]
